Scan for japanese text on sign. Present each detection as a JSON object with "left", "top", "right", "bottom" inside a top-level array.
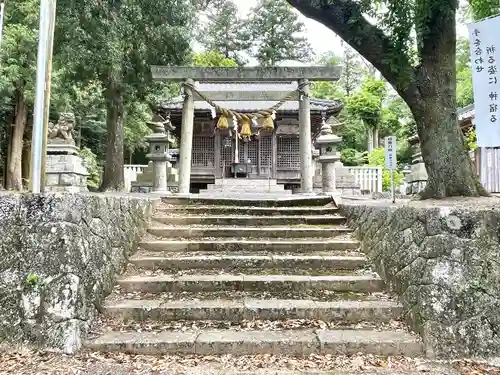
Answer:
[
  {"left": 468, "top": 15, "right": 500, "bottom": 147},
  {"left": 385, "top": 136, "right": 397, "bottom": 170}
]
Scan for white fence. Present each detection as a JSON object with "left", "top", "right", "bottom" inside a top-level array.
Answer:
[
  {"left": 479, "top": 148, "right": 500, "bottom": 193},
  {"left": 124, "top": 164, "right": 148, "bottom": 192},
  {"left": 123, "top": 164, "right": 384, "bottom": 193},
  {"left": 348, "top": 166, "right": 383, "bottom": 193}
]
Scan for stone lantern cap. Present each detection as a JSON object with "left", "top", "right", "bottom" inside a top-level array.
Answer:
[{"left": 314, "top": 122, "right": 342, "bottom": 147}]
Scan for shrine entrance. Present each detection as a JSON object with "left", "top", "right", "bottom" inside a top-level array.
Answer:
[
  {"left": 151, "top": 66, "right": 342, "bottom": 194},
  {"left": 219, "top": 133, "right": 274, "bottom": 179}
]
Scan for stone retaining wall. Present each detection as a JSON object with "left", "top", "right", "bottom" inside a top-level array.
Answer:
[
  {"left": 339, "top": 197, "right": 500, "bottom": 358},
  {"left": 0, "top": 193, "right": 155, "bottom": 353}
]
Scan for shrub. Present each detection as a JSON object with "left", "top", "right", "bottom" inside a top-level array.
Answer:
[
  {"left": 80, "top": 147, "right": 102, "bottom": 191},
  {"left": 367, "top": 147, "right": 404, "bottom": 191}
]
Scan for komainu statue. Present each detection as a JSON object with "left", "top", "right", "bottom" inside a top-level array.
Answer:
[{"left": 48, "top": 113, "right": 76, "bottom": 144}]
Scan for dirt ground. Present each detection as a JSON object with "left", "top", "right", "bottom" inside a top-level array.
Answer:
[{"left": 1, "top": 347, "right": 499, "bottom": 375}]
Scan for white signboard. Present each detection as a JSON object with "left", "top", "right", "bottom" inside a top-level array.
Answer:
[
  {"left": 385, "top": 136, "right": 397, "bottom": 170},
  {"left": 468, "top": 15, "right": 500, "bottom": 147}
]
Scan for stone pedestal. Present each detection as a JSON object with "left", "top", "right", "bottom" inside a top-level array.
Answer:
[
  {"left": 145, "top": 115, "right": 175, "bottom": 195},
  {"left": 334, "top": 161, "right": 361, "bottom": 196},
  {"left": 44, "top": 113, "right": 88, "bottom": 192},
  {"left": 45, "top": 143, "right": 89, "bottom": 192},
  {"left": 320, "top": 155, "right": 337, "bottom": 192},
  {"left": 406, "top": 150, "right": 428, "bottom": 195},
  {"left": 314, "top": 120, "right": 341, "bottom": 196},
  {"left": 131, "top": 161, "right": 178, "bottom": 193}
]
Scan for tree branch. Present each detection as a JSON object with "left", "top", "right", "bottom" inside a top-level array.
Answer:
[{"left": 285, "top": 0, "right": 419, "bottom": 102}]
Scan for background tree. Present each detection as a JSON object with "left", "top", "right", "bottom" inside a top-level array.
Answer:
[
  {"left": 286, "top": 0, "right": 495, "bottom": 198},
  {"left": 197, "top": 0, "right": 252, "bottom": 65},
  {"left": 0, "top": 0, "right": 69, "bottom": 190},
  {"left": 346, "top": 78, "right": 386, "bottom": 152},
  {"left": 193, "top": 51, "right": 239, "bottom": 67},
  {"left": 0, "top": 0, "right": 39, "bottom": 190},
  {"left": 456, "top": 37, "right": 474, "bottom": 108},
  {"left": 56, "top": 0, "right": 195, "bottom": 191},
  {"left": 340, "top": 45, "right": 365, "bottom": 96},
  {"left": 247, "top": 0, "right": 313, "bottom": 66},
  {"left": 310, "top": 52, "right": 343, "bottom": 100}
]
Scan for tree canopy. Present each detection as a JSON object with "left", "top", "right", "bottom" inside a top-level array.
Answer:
[
  {"left": 56, "top": 0, "right": 195, "bottom": 191},
  {"left": 286, "top": 0, "right": 498, "bottom": 198}
]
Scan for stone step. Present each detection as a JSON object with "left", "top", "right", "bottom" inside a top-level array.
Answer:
[
  {"left": 204, "top": 189, "right": 291, "bottom": 194},
  {"left": 103, "top": 299, "right": 402, "bottom": 323},
  {"left": 162, "top": 196, "right": 335, "bottom": 207},
  {"left": 214, "top": 179, "right": 278, "bottom": 186},
  {"left": 117, "top": 274, "right": 383, "bottom": 294},
  {"left": 130, "top": 254, "right": 366, "bottom": 271},
  {"left": 207, "top": 184, "right": 286, "bottom": 191},
  {"left": 153, "top": 215, "right": 346, "bottom": 226},
  {"left": 155, "top": 205, "right": 340, "bottom": 216},
  {"left": 197, "top": 192, "right": 294, "bottom": 199},
  {"left": 87, "top": 329, "right": 422, "bottom": 356},
  {"left": 202, "top": 189, "right": 293, "bottom": 195},
  {"left": 139, "top": 239, "right": 360, "bottom": 252},
  {"left": 206, "top": 184, "right": 288, "bottom": 190},
  {"left": 148, "top": 226, "right": 352, "bottom": 239}
]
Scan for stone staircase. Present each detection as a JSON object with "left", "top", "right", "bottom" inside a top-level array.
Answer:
[
  {"left": 88, "top": 196, "right": 422, "bottom": 358},
  {"left": 198, "top": 178, "right": 292, "bottom": 197}
]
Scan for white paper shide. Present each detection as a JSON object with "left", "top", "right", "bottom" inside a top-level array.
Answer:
[{"left": 468, "top": 16, "right": 500, "bottom": 147}]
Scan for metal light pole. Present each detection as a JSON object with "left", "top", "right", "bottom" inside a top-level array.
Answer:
[
  {"left": 0, "top": 3, "right": 5, "bottom": 49},
  {"left": 30, "top": 0, "right": 56, "bottom": 193},
  {"left": 40, "top": 0, "right": 57, "bottom": 191}
]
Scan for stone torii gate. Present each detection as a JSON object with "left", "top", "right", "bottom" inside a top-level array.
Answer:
[{"left": 151, "top": 66, "right": 342, "bottom": 195}]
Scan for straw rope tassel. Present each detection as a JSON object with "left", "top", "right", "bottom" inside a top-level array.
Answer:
[
  {"left": 182, "top": 81, "right": 306, "bottom": 133},
  {"left": 240, "top": 118, "right": 252, "bottom": 137}
]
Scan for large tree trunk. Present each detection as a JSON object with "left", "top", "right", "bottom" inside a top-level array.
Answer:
[
  {"left": 99, "top": 84, "right": 125, "bottom": 192},
  {"left": 409, "top": 87, "right": 487, "bottom": 199},
  {"left": 285, "top": 0, "right": 487, "bottom": 199},
  {"left": 408, "top": 0, "right": 487, "bottom": 199},
  {"left": 6, "top": 87, "right": 27, "bottom": 191}
]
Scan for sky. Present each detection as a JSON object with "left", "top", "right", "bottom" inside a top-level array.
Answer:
[
  {"left": 196, "top": 1, "right": 472, "bottom": 66},
  {"left": 235, "top": 1, "right": 344, "bottom": 61}
]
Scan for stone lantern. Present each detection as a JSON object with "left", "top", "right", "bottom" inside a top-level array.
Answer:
[
  {"left": 314, "top": 120, "right": 342, "bottom": 195},
  {"left": 145, "top": 114, "right": 174, "bottom": 194}
]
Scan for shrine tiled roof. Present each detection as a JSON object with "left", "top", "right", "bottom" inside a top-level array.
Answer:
[{"left": 158, "top": 81, "right": 343, "bottom": 114}]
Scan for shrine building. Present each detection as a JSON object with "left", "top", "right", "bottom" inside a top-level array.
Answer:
[
  {"left": 151, "top": 66, "right": 343, "bottom": 195},
  {"left": 157, "top": 81, "right": 343, "bottom": 190}
]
